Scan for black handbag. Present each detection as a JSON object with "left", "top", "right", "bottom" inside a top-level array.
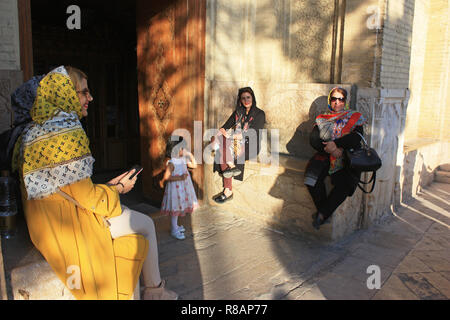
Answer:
[{"left": 346, "top": 132, "right": 382, "bottom": 193}]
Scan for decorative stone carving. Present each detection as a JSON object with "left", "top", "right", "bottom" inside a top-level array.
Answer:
[{"left": 356, "top": 88, "right": 409, "bottom": 227}]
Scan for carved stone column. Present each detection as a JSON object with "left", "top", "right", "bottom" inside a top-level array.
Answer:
[{"left": 356, "top": 87, "right": 409, "bottom": 228}]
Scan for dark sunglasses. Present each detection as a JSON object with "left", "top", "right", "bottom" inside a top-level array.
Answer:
[{"left": 330, "top": 96, "right": 345, "bottom": 102}]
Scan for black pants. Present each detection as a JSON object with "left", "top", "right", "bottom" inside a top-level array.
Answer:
[{"left": 307, "top": 168, "right": 358, "bottom": 220}]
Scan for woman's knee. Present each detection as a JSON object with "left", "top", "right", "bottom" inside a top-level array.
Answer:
[
  {"left": 131, "top": 211, "right": 156, "bottom": 238},
  {"left": 115, "top": 206, "right": 156, "bottom": 239}
]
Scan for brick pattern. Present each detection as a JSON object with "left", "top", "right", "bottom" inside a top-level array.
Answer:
[
  {"left": 379, "top": 0, "right": 415, "bottom": 89},
  {"left": 417, "top": 0, "right": 450, "bottom": 140},
  {"left": 0, "top": 0, "right": 20, "bottom": 70},
  {"left": 404, "top": 0, "right": 429, "bottom": 140}
]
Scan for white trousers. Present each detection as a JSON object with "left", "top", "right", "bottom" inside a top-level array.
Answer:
[{"left": 108, "top": 206, "right": 162, "bottom": 289}]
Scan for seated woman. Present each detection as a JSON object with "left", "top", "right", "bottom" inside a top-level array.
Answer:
[
  {"left": 304, "top": 87, "right": 366, "bottom": 230},
  {"left": 12, "top": 66, "right": 177, "bottom": 300},
  {"left": 212, "top": 87, "right": 265, "bottom": 203}
]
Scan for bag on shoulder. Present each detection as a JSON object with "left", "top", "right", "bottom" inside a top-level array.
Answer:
[{"left": 346, "top": 132, "right": 382, "bottom": 193}]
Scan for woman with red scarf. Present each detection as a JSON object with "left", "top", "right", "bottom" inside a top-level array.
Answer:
[{"left": 305, "top": 87, "right": 366, "bottom": 230}]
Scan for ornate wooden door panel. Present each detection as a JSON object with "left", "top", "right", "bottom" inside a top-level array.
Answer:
[{"left": 137, "top": 0, "right": 205, "bottom": 205}]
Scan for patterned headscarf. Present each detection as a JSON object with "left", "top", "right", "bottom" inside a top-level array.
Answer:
[
  {"left": 13, "top": 66, "right": 94, "bottom": 200},
  {"left": 315, "top": 87, "right": 365, "bottom": 174}
]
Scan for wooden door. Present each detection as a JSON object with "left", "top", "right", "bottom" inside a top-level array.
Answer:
[{"left": 136, "top": 0, "right": 205, "bottom": 205}]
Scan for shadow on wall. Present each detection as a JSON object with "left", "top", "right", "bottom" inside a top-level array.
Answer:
[
  {"left": 401, "top": 149, "right": 436, "bottom": 204},
  {"left": 286, "top": 95, "right": 328, "bottom": 160}
]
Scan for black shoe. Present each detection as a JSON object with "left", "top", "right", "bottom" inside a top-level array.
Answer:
[
  {"left": 214, "top": 193, "right": 233, "bottom": 203},
  {"left": 213, "top": 192, "right": 224, "bottom": 201},
  {"left": 222, "top": 167, "right": 241, "bottom": 178}
]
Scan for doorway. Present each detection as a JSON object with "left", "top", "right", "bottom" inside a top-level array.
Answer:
[
  {"left": 28, "top": 0, "right": 206, "bottom": 205},
  {"left": 30, "top": 0, "right": 140, "bottom": 173},
  {"left": 136, "top": 0, "right": 206, "bottom": 205}
]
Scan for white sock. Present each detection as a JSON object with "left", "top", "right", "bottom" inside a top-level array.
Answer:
[{"left": 171, "top": 216, "right": 179, "bottom": 232}]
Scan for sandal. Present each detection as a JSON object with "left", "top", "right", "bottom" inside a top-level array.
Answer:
[{"left": 143, "top": 280, "right": 178, "bottom": 300}]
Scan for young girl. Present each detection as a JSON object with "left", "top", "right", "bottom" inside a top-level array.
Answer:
[{"left": 160, "top": 136, "right": 198, "bottom": 240}]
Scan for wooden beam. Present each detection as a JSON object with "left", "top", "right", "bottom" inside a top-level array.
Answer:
[{"left": 17, "top": 0, "right": 33, "bottom": 81}]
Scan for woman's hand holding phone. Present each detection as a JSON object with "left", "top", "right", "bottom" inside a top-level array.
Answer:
[{"left": 107, "top": 165, "right": 143, "bottom": 194}]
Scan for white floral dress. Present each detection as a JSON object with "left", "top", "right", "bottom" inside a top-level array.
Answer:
[{"left": 161, "top": 157, "right": 198, "bottom": 216}]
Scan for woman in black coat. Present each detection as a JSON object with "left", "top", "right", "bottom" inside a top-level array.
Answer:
[
  {"left": 212, "top": 87, "right": 266, "bottom": 203},
  {"left": 305, "top": 87, "right": 366, "bottom": 229}
]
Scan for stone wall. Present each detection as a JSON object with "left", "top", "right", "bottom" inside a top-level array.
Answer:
[
  {"left": 0, "top": 70, "right": 22, "bottom": 133},
  {"left": 379, "top": 0, "right": 415, "bottom": 89},
  {"left": 340, "top": 0, "right": 381, "bottom": 87},
  {"left": 0, "top": 0, "right": 21, "bottom": 71},
  {"left": 207, "top": 81, "right": 353, "bottom": 158},
  {"left": 205, "top": 0, "right": 337, "bottom": 85},
  {"left": 404, "top": 0, "right": 430, "bottom": 140},
  {"left": 203, "top": 0, "right": 450, "bottom": 240},
  {"left": 405, "top": 0, "right": 450, "bottom": 142},
  {"left": 417, "top": 0, "right": 450, "bottom": 141},
  {"left": 0, "top": 0, "right": 22, "bottom": 134},
  {"left": 205, "top": 0, "right": 384, "bottom": 156},
  {"left": 402, "top": 140, "right": 450, "bottom": 203}
]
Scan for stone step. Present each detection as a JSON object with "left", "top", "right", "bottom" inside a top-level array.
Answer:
[
  {"left": 435, "top": 170, "right": 450, "bottom": 184},
  {"left": 10, "top": 258, "right": 140, "bottom": 300},
  {"left": 438, "top": 163, "right": 450, "bottom": 172},
  {"left": 204, "top": 155, "right": 364, "bottom": 243}
]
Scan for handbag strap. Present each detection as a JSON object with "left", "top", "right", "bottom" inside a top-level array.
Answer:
[
  {"left": 358, "top": 171, "right": 376, "bottom": 184},
  {"left": 357, "top": 171, "right": 376, "bottom": 194},
  {"left": 355, "top": 131, "right": 369, "bottom": 149}
]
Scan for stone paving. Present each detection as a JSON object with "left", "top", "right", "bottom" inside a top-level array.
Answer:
[
  {"left": 132, "top": 182, "right": 450, "bottom": 300},
  {"left": 1, "top": 182, "right": 449, "bottom": 300}
]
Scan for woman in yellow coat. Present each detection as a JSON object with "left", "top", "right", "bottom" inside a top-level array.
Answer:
[{"left": 12, "top": 66, "right": 177, "bottom": 300}]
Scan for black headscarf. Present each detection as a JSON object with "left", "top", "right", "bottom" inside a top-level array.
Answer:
[{"left": 236, "top": 87, "right": 257, "bottom": 110}]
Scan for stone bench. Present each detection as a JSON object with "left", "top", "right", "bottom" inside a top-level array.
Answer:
[
  {"left": 204, "top": 155, "right": 364, "bottom": 242},
  {"left": 10, "top": 258, "right": 141, "bottom": 300}
]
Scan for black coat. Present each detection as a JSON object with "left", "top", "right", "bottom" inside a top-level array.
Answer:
[
  {"left": 213, "top": 105, "right": 266, "bottom": 181},
  {"left": 306, "top": 125, "right": 364, "bottom": 196}
]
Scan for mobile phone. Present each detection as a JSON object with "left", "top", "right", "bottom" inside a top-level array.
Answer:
[{"left": 129, "top": 165, "right": 143, "bottom": 179}]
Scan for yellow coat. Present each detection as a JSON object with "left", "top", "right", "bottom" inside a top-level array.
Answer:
[{"left": 22, "top": 178, "right": 149, "bottom": 300}]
